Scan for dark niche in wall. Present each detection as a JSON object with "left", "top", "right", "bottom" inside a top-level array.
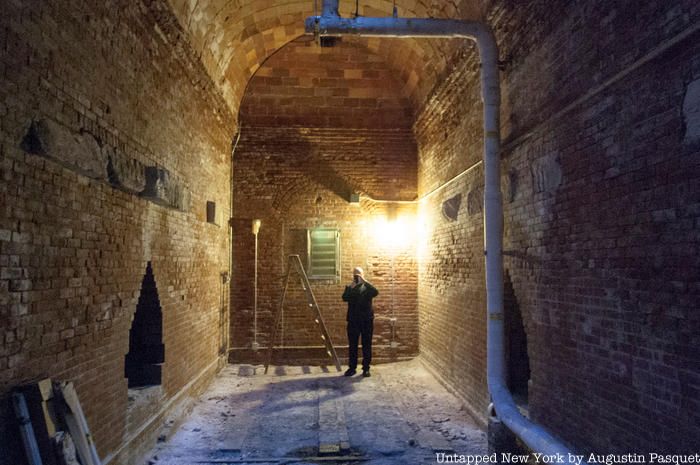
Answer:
[
  {"left": 441, "top": 193, "right": 462, "bottom": 221},
  {"left": 467, "top": 185, "right": 483, "bottom": 216},
  {"left": 504, "top": 271, "right": 530, "bottom": 404},
  {"left": 206, "top": 200, "right": 217, "bottom": 224},
  {"left": 125, "top": 262, "right": 165, "bottom": 388}
]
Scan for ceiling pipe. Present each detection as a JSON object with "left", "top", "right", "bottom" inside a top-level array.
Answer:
[{"left": 306, "top": 2, "right": 585, "bottom": 462}]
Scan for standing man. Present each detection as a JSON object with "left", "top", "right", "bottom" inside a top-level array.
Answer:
[{"left": 342, "top": 266, "right": 378, "bottom": 377}]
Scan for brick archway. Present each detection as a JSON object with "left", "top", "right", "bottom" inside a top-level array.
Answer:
[{"left": 168, "top": 0, "right": 483, "bottom": 119}]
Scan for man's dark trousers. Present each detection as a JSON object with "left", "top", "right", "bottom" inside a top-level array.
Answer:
[{"left": 347, "top": 318, "right": 373, "bottom": 371}]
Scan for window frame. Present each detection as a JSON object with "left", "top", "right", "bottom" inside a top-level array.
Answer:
[{"left": 306, "top": 228, "right": 340, "bottom": 280}]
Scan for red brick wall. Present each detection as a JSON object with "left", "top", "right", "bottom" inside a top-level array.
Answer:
[
  {"left": 3, "top": 0, "right": 698, "bottom": 460},
  {"left": 231, "top": 37, "right": 419, "bottom": 365},
  {"left": 414, "top": 36, "right": 489, "bottom": 423},
  {"left": 416, "top": 0, "right": 700, "bottom": 453},
  {"left": 416, "top": 166, "right": 488, "bottom": 420},
  {"left": 0, "top": 1, "right": 234, "bottom": 464},
  {"left": 242, "top": 37, "right": 414, "bottom": 129}
]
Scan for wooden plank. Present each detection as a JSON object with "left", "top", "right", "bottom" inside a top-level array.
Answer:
[
  {"left": 18, "top": 379, "right": 58, "bottom": 465},
  {"left": 318, "top": 386, "right": 339, "bottom": 456},
  {"left": 59, "top": 382, "right": 101, "bottom": 465},
  {"left": 318, "top": 444, "right": 341, "bottom": 455},
  {"left": 336, "top": 397, "right": 351, "bottom": 453},
  {"left": 318, "top": 382, "right": 351, "bottom": 456}
]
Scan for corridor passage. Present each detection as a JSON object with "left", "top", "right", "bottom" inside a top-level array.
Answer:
[{"left": 148, "top": 359, "right": 487, "bottom": 464}]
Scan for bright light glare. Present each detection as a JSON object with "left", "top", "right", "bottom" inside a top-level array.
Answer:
[{"left": 372, "top": 216, "right": 416, "bottom": 250}]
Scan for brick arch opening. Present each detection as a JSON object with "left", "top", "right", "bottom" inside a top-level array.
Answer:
[
  {"left": 169, "top": 0, "right": 483, "bottom": 117},
  {"left": 125, "top": 262, "right": 165, "bottom": 388},
  {"left": 230, "top": 25, "right": 420, "bottom": 365}
]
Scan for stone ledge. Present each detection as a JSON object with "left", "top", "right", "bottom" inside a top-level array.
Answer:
[
  {"left": 21, "top": 119, "right": 107, "bottom": 181},
  {"left": 105, "top": 145, "right": 146, "bottom": 194},
  {"left": 21, "top": 118, "right": 189, "bottom": 212},
  {"left": 141, "top": 166, "right": 190, "bottom": 211}
]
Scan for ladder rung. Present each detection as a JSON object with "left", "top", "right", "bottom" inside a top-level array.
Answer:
[{"left": 265, "top": 254, "right": 341, "bottom": 373}]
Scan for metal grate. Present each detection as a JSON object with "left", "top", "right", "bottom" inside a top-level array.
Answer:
[{"left": 307, "top": 228, "right": 340, "bottom": 279}]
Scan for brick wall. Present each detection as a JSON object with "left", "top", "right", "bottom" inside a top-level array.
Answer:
[
  {"left": 231, "top": 37, "right": 420, "bottom": 365},
  {"left": 416, "top": 0, "right": 700, "bottom": 453},
  {"left": 241, "top": 37, "right": 414, "bottom": 129},
  {"left": 230, "top": 127, "right": 420, "bottom": 364},
  {"left": 414, "top": 35, "right": 489, "bottom": 423},
  {"left": 416, "top": 166, "right": 488, "bottom": 420},
  {"left": 0, "top": 1, "right": 234, "bottom": 464},
  {"left": 3, "top": 0, "right": 699, "bottom": 460}
]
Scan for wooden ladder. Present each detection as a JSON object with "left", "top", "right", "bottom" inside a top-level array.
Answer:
[{"left": 264, "top": 254, "right": 342, "bottom": 373}]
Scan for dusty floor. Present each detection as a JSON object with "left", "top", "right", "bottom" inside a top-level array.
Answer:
[{"left": 147, "top": 358, "right": 487, "bottom": 464}]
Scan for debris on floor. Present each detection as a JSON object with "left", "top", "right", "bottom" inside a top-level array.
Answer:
[{"left": 148, "top": 358, "right": 487, "bottom": 464}]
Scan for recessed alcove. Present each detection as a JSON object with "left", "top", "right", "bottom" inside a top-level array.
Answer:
[
  {"left": 504, "top": 272, "right": 531, "bottom": 407},
  {"left": 125, "top": 262, "right": 165, "bottom": 388}
]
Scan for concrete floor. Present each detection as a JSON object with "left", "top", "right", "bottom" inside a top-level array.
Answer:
[{"left": 147, "top": 359, "right": 487, "bottom": 464}]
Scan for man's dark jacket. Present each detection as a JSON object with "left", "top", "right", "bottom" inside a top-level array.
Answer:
[{"left": 342, "top": 282, "right": 379, "bottom": 322}]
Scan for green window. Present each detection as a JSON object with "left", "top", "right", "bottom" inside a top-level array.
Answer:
[{"left": 307, "top": 228, "right": 340, "bottom": 279}]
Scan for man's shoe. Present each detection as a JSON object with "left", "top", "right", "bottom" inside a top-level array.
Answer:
[
  {"left": 362, "top": 369, "right": 371, "bottom": 377},
  {"left": 344, "top": 368, "right": 356, "bottom": 377}
]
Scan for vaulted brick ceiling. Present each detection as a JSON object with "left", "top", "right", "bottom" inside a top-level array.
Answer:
[{"left": 167, "top": 0, "right": 483, "bottom": 121}]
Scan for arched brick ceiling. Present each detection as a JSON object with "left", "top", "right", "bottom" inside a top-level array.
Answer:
[
  {"left": 167, "top": 0, "right": 482, "bottom": 121},
  {"left": 240, "top": 36, "right": 415, "bottom": 129}
]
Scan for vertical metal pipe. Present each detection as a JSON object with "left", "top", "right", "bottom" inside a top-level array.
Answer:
[
  {"left": 226, "top": 129, "right": 241, "bottom": 358},
  {"left": 254, "top": 231, "right": 258, "bottom": 347},
  {"left": 252, "top": 219, "right": 261, "bottom": 350},
  {"left": 304, "top": 12, "right": 584, "bottom": 463}
]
